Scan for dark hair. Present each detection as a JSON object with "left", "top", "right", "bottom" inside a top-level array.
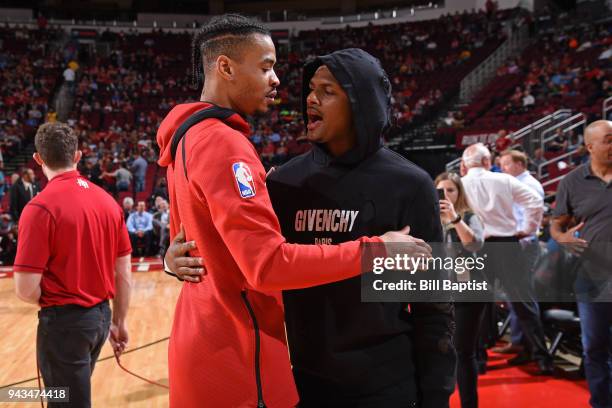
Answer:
[
  {"left": 35, "top": 122, "right": 78, "bottom": 170},
  {"left": 191, "top": 14, "right": 270, "bottom": 87}
]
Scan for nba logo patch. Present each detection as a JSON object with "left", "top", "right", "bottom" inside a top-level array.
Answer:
[{"left": 232, "top": 162, "right": 256, "bottom": 199}]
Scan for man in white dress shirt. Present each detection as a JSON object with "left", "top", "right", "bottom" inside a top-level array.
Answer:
[{"left": 461, "top": 143, "right": 553, "bottom": 374}]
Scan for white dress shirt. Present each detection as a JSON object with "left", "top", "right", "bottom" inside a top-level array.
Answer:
[
  {"left": 514, "top": 170, "right": 545, "bottom": 239},
  {"left": 462, "top": 167, "right": 543, "bottom": 238},
  {"left": 63, "top": 68, "right": 75, "bottom": 82}
]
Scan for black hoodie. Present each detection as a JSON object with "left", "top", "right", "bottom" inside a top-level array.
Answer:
[{"left": 267, "top": 49, "right": 455, "bottom": 407}]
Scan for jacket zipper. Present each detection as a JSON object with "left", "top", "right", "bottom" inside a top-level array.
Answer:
[{"left": 241, "top": 290, "right": 266, "bottom": 408}]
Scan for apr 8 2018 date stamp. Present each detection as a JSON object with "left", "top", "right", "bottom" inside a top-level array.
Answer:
[{"left": 0, "top": 387, "right": 69, "bottom": 402}]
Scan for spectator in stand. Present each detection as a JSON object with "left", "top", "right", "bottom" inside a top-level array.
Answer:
[
  {"left": 152, "top": 199, "right": 170, "bottom": 257},
  {"left": 490, "top": 153, "right": 502, "bottom": 172},
  {"left": 495, "top": 129, "right": 512, "bottom": 153},
  {"left": 567, "top": 129, "right": 584, "bottom": 150},
  {"left": 588, "top": 79, "right": 611, "bottom": 107},
  {"left": 46, "top": 110, "right": 57, "bottom": 123},
  {"left": 529, "top": 147, "right": 547, "bottom": 175},
  {"left": 453, "top": 112, "right": 466, "bottom": 129},
  {"left": 548, "top": 128, "right": 569, "bottom": 152},
  {"left": 152, "top": 177, "right": 168, "bottom": 201},
  {"left": 572, "top": 143, "right": 590, "bottom": 166},
  {"left": 126, "top": 201, "right": 153, "bottom": 256},
  {"left": 0, "top": 213, "right": 17, "bottom": 265},
  {"left": 0, "top": 162, "right": 5, "bottom": 201},
  {"left": 9, "top": 168, "right": 39, "bottom": 223},
  {"left": 275, "top": 141, "right": 288, "bottom": 165},
  {"left": 103, "top": 162, "right": 132, "bottom": 192},
  {"left": 63, "top": 64, "right": 76, "bottom": 91},
  {"left": 522, "top": 89, "right": 535, "bottom": 109},
  {"left": 122, "top": 196, "right": 134, "bottom": 221},
  {"left": 485, "top": 0, "right": 498, "bottom": 17},
  {"left": 130, "top": 153, "right": 148, "bottom": 193}
]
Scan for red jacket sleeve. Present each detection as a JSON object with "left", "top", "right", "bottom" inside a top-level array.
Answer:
[{"left": 188, "top": 127, "right": 381, "bottom": 291}]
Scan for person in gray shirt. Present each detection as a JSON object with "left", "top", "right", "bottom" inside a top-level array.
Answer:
[
  {"left": 551, "top": 120, "right": 612, "bottom": 408},
  {"left": 104, "top": 162, "right": 133, "bottom": 192},
  {"left": 131, "top": 154, "right": 148, "bottom": 192}
]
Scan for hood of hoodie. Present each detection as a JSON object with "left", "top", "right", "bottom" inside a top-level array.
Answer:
[
  {"left": 301, "top": 48, "right": 392, "bottom": 166},
  {"left": 157, "top": 101, "right": 250, "bottom": 168}
]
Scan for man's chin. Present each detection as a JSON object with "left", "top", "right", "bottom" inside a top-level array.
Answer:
[
  {"left": 306, "top": 131, "right": 321, "bottom": 143},
  {"left": 254, "top": 103, "right": 271, "bottom": 115}
]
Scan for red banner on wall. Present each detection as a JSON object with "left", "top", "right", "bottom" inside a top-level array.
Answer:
[{"left": 456, "top": 131, "right": 500, "bottom": 149}]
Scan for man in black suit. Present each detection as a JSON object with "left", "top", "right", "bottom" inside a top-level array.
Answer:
[{"left": 10, "top": 168, "right": 39, "bottom": 222}]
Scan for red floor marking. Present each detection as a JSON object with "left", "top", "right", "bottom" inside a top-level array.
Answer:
[{"left": 450, "top": 350, "right": 590, "bottom": 407}]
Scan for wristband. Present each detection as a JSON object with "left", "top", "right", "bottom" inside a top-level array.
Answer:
[
  {"left": 451, "top": 214, "right": 462, "bottom": 224},
  {"left": 164, "top": 258, "right": 184, "bottom": 281}
]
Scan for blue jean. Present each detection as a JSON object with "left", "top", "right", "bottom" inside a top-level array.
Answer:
[
  {"left": 134, "top": 176, "right": 145, "bottom": 193},
  {"left": 116, "top": 180, "right": 130, "bottom": 192},
  {"left": 577, "top": 302, "right": 612, "bottom": 408}
]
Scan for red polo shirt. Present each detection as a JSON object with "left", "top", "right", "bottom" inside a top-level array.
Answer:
[{"left": 14, "top": 170, "right": 131, "bottom": 308}]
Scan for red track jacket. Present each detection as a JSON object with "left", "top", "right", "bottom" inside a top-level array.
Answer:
[{"left": 157, "top": 102, "right": 381, "bottom": 408}]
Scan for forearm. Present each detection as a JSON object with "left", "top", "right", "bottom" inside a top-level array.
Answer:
[
  {"left": 14, "top": 272, "right": 42, "bottom": 304},
  {"left": 522, "top": 207, "right": 543, "bottom": 235},
  {"left": 241, "top": 237, "right": 381, "bottom": 292},
  {"left": 453, "top": 221, "right": 476, "bottom": 246},
  {"left": 112, "top": 255, "right": 132, "bottom": 324},
  {"left": 550, "top": 219, "right": 567, "bottom": 241}
]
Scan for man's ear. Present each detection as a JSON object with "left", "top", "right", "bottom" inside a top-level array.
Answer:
[
  {"left": 482, "top": 157, "right": 491, "bottom": 170},
  {"left": 216, "top": 55, "right": 235, "bottom": 81},
  {"left": 74, "top": 150, "right": 83, "bottom": 164},
  {"left": 33, "top": 152, "right": 44, "bottom": 167}
]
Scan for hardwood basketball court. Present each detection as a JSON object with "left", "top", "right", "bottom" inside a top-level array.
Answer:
[
  {"left": 0, "top": 265, "right": 591, "bottom": 407},
  {"left": 0, "top": 267, "right": 176, "bottom": 407}
]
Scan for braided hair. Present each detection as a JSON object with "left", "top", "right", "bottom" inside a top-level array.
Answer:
[{"left": 191, "top": 14, "right": 270, "bottom": 87}]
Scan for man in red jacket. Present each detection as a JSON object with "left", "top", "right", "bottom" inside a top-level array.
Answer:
[{"left": 156, "top": 14, "right": 426, "bottom": 408}]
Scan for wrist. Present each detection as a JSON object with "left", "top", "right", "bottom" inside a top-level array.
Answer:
[
  {"left": 451, "top": 214, "right": 462, "bottom": 224},
  {"left": 164, "top": 258, "right": 184, "bottom": 281}
]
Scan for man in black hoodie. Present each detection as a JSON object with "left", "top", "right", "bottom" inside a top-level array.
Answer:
[{"left": 166, "top": 48, "right": 456, "bottom": 407}]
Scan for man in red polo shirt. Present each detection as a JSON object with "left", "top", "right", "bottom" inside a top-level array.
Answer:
[{"left": 13, "top": 122, "right": 132, "bottom": 408}]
